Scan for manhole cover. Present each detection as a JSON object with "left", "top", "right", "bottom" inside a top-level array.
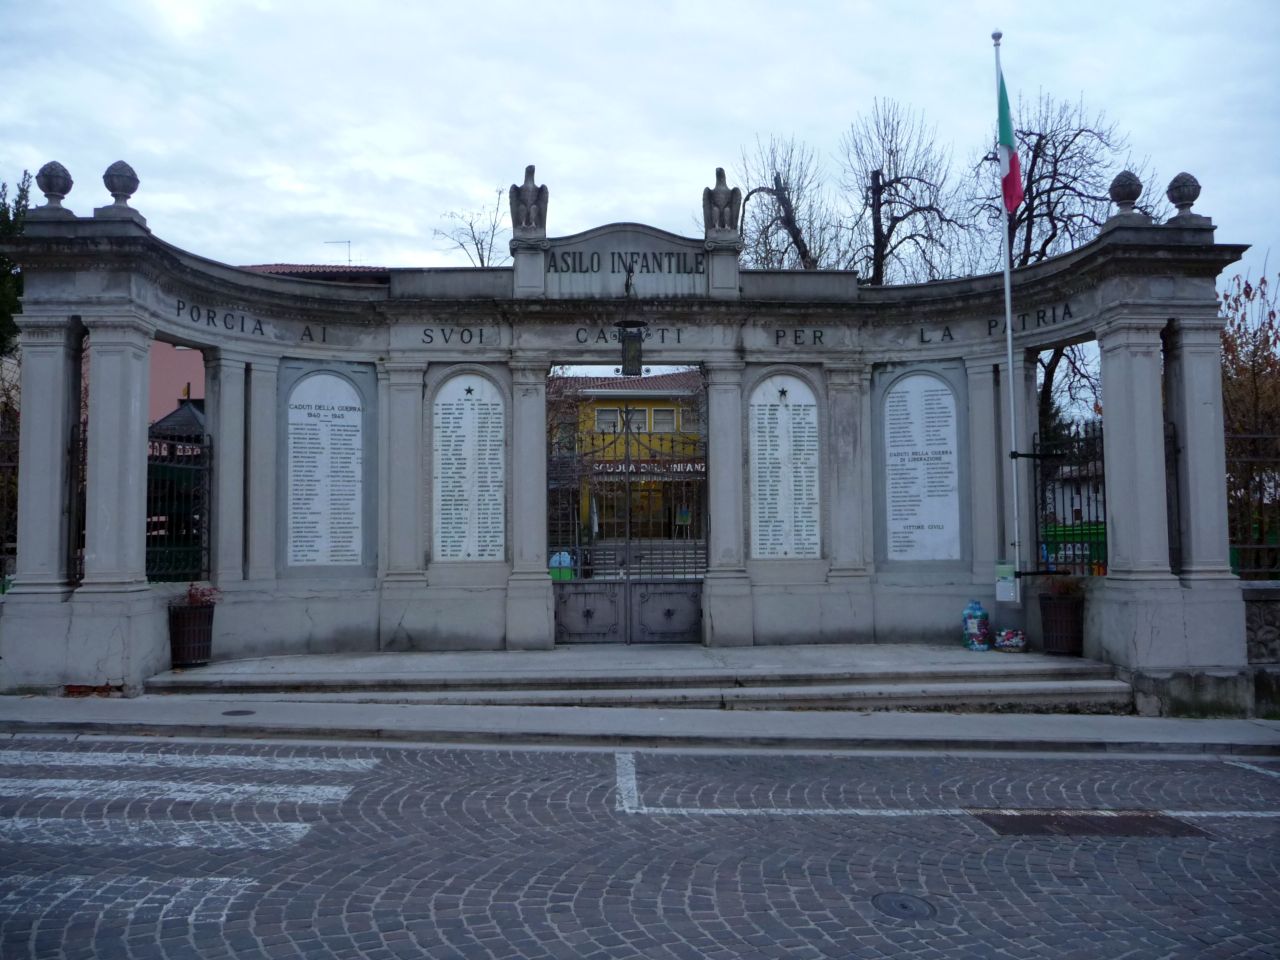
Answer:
[
  {"left": 221, "top": 710, "right": 256, "bottom": 717},
  {"left": 970, "top": 810, "right": 1208, "bottom": 838},
  {"left": 871, "top": 892, "right": 936, "bottom": 921}
]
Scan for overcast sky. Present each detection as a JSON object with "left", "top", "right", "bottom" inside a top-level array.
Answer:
[{"left": 3, "top": 0, "right": 1276, "bottom": 284}]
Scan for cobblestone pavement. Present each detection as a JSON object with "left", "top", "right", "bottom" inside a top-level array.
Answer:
[{"left": 1, "top": 736, "right": 1277, "bottom": 959}]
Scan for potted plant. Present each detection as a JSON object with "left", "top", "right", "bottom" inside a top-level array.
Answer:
[
  {"left": 1039, "top": 574, "right": 1084, "bottom": 656},
  {"left": 169, "top": 582, "right": 220, "bottom": 667}
]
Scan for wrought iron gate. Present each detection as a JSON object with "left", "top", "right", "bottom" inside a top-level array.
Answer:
[{"left": 548, "top": 392, "right": 707, "bottom": 644}]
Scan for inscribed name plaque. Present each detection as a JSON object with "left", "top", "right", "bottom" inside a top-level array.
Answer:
[
  {"left": 749, "top": 375, "right": 820, "bottom": 559},
  {"left": 883, "top": 373, "right": 960, "bottom": 561},
  {"left": 433, "top": 374, "right": 505, "bottom": 560},
  {"left": 287, "top": 373, "right": 363, "bottom": 565}
]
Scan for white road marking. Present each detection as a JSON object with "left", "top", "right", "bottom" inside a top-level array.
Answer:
[
  {"left": 0, "top": 817, "right": 311, "bottom": 849},
  {"left": 0, "top": 873, "right": 254, "bottom": 918},
  {"left": 614, "top": 753, "right": 1280, "bottom": 820},
  {"left": 0, "top": 777, "right": 352, "bottom": 804},
  {"left": 615, "top": 752, "right": 639, "bottom": 812},
  {"left": 0, "top": 749, "right": 378, "bottom": 773},
  {"left": 1226, "top": 759, "right": 1280, "bottom": 781}
]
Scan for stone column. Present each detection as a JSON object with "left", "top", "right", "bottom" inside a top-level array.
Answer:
[
  {"left": 965, "top": 357, "right": 1002, "bottom": 583},
  {"left": 80, "top": 316, "right": 152, "bottom": 591},
  {"left": 382, "top": 361, "right": 427, "bottom": 581},
  {"left": 997, "top": 348, "right": 1038, "bottom": 591},
  {"left": 1165, "top": 316, "right": 1234, "bottom": 579},
  {"left": 702, "top": 360, "right": 753, "bottom": 645},
  {"left": 10, "top": 317, "right": 79, "bottom": 593},
  {"left": 505, "top": 359, "right": 553, "bottom": 649},
  {"left": 1097, "top": 318, "right": 1173, "bottom": 579},
  {"left": 207, "top": 351, "right": 247, "bottom": 584},
  {"left": 825, "top": 363, "right": 867, "bottom": 576},
  {"left": 245, "top": 357, "right": 279, "bottom": 581}
]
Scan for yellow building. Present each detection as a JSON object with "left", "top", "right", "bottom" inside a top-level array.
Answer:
[{"left": 548, "top": 370, "right": 706, "bottom": 569}]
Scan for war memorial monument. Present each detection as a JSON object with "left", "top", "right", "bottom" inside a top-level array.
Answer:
[{"left": 0, "top": 159, "right": 1254, "bottom": 713}]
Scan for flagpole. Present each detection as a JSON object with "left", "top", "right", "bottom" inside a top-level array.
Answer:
[{"left": 993, "top": 29, "right": 1023, "bottom": 602}]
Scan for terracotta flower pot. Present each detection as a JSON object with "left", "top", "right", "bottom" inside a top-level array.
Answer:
[
  {"left": 169, "top": 604, "right": 214, "bottom": 667},
  {"left": 1039, "top": 594, "right": 1084, "bottom": 656}
]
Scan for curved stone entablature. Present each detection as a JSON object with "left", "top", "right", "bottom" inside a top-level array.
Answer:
[
  {"left": 0, "top": 161, "right": 1255, "bottom": 713},
  {"left": 9, "top": 213, "right": 1245, "bottom": 367}
]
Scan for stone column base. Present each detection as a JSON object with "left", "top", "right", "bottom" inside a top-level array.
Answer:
[
  {"left": 1125, "top": 668, "right": 1255, "bottom": 717},
  {"left": 505, "top": 573, "right": 554, "bottom": 650},
  {"left": 1088, "top": 576, "right": 1246, "bottom": 674},
  {"left": 0, "top": 589, "right": 166, "bottom": 695},
  {"left": 701, "top": 573, "right": 755, "bottom": 647}
]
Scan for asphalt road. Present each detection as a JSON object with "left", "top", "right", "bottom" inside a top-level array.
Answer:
[{"left": 0, "top": 736, "right": 1277, "bottom": 959}]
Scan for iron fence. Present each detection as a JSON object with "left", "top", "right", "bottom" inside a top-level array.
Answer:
[
  {"left": 68, "top": 422, "right": 87, "bottom": 583},
  {"left": 146, "top": 432, "right": 212, "bottom": 581},
  {"left": 1031, "top": 421, "right": 1108, "bottom": 576},
  {"left": 1225, "top": 433, "right": 1280, "bottom": 579},
  {"left": 0, "top": 429, "right": 16, "bottom": 582}
]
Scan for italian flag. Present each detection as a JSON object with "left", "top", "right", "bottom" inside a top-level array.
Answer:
[{"left": 997, "top": 68, "right": 1023, "bottom": 213}]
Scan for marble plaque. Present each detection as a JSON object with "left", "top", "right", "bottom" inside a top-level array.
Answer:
[
  {"left": 286, "top": 373, "right": 363, "bottom": 565},
  {"left": 749, "top": 375, "right": 820, "bottom": 559},
  {"left": 883, "top": 373, "right": 960, "bottom": 561},
  {"left": 433, "top": 374, "right": 506, "bottom": 560}
]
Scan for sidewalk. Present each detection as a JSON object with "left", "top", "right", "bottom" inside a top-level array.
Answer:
[{"left": 1, "top": 693, "right": 1277, "bottom": 755}]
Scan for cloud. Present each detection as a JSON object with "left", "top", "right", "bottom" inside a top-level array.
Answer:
[{"left": 0, "top": 0, "right": 1275, "bottom": 278}]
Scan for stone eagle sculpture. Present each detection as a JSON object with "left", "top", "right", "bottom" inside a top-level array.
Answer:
[
  {"left": 509, "top": 164, "right": 548, "bottom": 231},
  {"left": 702, "top": 167, "right": 741, "bottom": 233}
]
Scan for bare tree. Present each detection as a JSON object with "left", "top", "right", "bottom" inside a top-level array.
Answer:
[
  {"left": 734, "top": 137, "right": 849, "bottom": 270},
  {"left": 967, "top": 93, "right": 1167, "bottom": 272},
  {"left": 963, "top": 93, "right": 1170, "bottom": 430},
  {"left": 839, "top": 99, "right": 963, "bottom": 285},
  {"left": 434, "top": 187, "right": 511, "bottom": 267}
]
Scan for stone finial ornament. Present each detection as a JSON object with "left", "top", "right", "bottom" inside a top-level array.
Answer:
[
  {"left": 102, "top": 161, "right": 140, "bottom": 207},
  {"left": 1108, "top": 170, "right": 1143, "bottom": 214},
  {"left": 509, "top": 165, "right": 548, "bottom": 235},
  {"left": 35, "top": 161, "right": 73, "bottom": 207},
  {"left": 1166, "top": 172, "right": 1201, "bottom": 214},
  {"left": 702, "top": 167, "right": 742, "bottom": 234}
]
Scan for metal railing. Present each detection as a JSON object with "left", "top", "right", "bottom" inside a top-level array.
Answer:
[
  {"left": 0, "top": 428, "right": 16, "bottom": 583},
  {"left": 1226, "top": 433, "right": 1280, "bottom": 579},
  {"left": 1031, "top": 421, "right": 1107, "bottom": 576},
  {"left": 146, "top": 433, "right": 212, "bottom": 582}
]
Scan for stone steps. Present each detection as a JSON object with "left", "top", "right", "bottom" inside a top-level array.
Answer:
[
  {"left": 172, "top": 678, "right": 1134, "bottom": 714},
  {"left": 145, "top": 648, "right": 1133, "bottom": 714}
]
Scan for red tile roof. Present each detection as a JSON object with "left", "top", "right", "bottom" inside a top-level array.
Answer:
[
  {"left": 240, "top": 264, "right": 390, "bottom": 283},
  {"left": 553, "top": 369, "right": 704, "bottom": 394}
]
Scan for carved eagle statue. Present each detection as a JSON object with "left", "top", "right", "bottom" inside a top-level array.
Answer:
[
  {"left": 702, "top": 167, "right": 741, "bottom": 232},
  {"left": 509, "top": 164, "right": 548, "bottom": 230}
]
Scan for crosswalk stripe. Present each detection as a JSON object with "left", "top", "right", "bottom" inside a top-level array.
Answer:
[
  {"left": 0, "top": 873, "right": 254, "bottom": 917},
  {"left": 0, "top": 749, "right": 378, "bottom": 773},
  {"left": 0, "top": 777, "right": 352, "bottom": 804},
  {"left": 0, "top": 817, "right": 311, "bottom": 849}
]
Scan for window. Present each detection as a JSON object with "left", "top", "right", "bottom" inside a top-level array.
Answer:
[
  {"left": 681, "top": 406, "right": 703, "bottom": 432},
  {"left": 624, "top": 408, "right": 647, "bottom": 432},
  {"left": 651, "top": 408, "right": 676, "bottom": 433},
  {"left": 595, "top": 408, "right": 619, "bottom": 433}
]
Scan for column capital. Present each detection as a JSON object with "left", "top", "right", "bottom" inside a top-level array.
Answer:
[
  {"left": 509, "top": 357, "right": 550, "bottom": 383},
  {"left": 704, "top": 361, "right": 744, "bottom": 385},
  {"left": 208, "top": 347, "right": 255, "bottom": 366},
  {"left": 1096, "top": 314, "right": 1167, "bottom": 352},
  {"left": 1167, "top": 315, "right": 1227, "bottom": 348},
  {"left": 82, "top": 315, "right": 154, "bottom": 343},
  {"left": 378, "top": 359, "right": 428, "bottom": 386},
  {"left": 16, "top": 316, "right": 79, "bottom": 345},
  {"left": 823, "top": 361, "right": 866, "bottom": 389}
]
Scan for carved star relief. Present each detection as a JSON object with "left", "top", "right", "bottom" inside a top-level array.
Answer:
[
  {"left": 465, "top": 386, "right": 474, "bottom": 396},
  {"left": 778, "top": 387, "right": 788, "bottom": 400}
]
